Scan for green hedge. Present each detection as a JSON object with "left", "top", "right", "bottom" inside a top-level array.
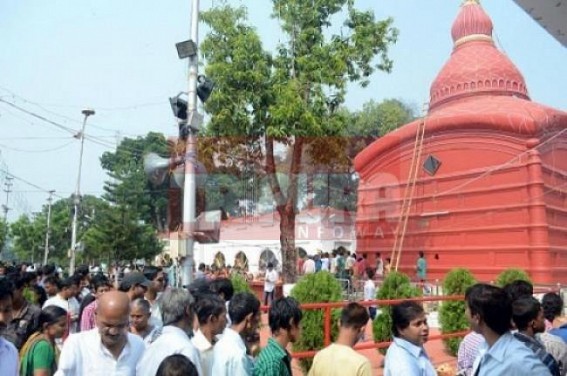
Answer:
[
  {"left": 290, "top": 271, "right": 342, "bottom": 373},
  {"left": 438, "top": 268, "right": 476, "bottom": 356},
  {"left": 373, "top": 271, "right": 422, "bottom": 354},
  {"left": 495, "top": 268, "right": 531, "bottom": 287},
  {"left": 230, "top": 274, "right": 253, "bottom": 294}
]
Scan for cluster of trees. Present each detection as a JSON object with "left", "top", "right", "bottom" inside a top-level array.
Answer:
[{"left": 7, "top": 133, "right": 169, "bottom": 266}]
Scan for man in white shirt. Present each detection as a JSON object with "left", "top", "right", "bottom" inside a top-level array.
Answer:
[
  {"left": 43, "top": 276, "right": 81, "bottom": 334},
  {"left": 363, "top": 268, "right": 377, "bottom": 320},
  {"left": 192, "top": 294, "right": 227, "bottom": 376},
  {"left": 137, "top": 288, "right": 203, "bottom": 376},
  {"left": 212, "top": 292, "right": 261, "bottom": 376},
  {"left": 55, "top": 291, "right": 145, "bottom": 375},
  {"left": 263, "top": 263, "right": 279, "bottom": 306},
  {"left": 375, "top": 252, "right": 384, "bottom": 278},
  {"left": 302, "top": 256, "right": 316, "bottom": 275},
  {"left": 0, "top": 278, "right": 18, "bottom": 376}
]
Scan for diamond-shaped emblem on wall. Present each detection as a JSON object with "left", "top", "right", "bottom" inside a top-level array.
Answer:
[{"left": 423, "top": 155, "right": 441, "bottom": 176}]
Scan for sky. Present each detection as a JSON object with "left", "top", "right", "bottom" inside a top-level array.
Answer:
[{"left": 0, "top": 0, "right": 565, "bottom": 222}]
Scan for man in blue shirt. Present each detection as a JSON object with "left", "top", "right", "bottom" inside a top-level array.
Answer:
[{"left": 465, "top": 283, "right": 551, "bottom": 376}]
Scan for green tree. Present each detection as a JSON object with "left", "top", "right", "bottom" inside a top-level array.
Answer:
[
  {"left": 10, "top": 195, "right": 110, "bottom": 266},
  {"left": 439, "top": 268, "right": 476, "bottom": 356},
  {"left": 495, "top": 268, "right": 531, "bottom": 287},
  {"left": 347, "top": 99, "right": 416, "bottom": 138},
  {"left": 0, "top": 219, "right": 7, "bottom": 254},
  {"left": 10, "top": 214, "right": 44, "bottom": 263},
  {"left": 290, "top": 271, "right": 343, "bottom": 373},
  {"left": 100, "top": 132, "right": 170, "bottom": 232},
  {"left": 200, "top": 2, "right": 397, "bottom": 282},
  {"left": 81, "top": 202, "right": 163, "bottom": 266}
]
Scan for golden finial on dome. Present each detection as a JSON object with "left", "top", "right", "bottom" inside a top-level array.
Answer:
[{"left": 462, "top": 0, "right": 480, "bottom": 5}]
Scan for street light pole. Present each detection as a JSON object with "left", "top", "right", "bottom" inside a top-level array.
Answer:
[
  {"left": 181, "top": 0, "right": 200, "bottom": 287},
  {"left": 43, "top": 190, "right": 54, "bottom": 265},
  {"left": 70, "top": 108, "right": 94, "bottom": 275}
]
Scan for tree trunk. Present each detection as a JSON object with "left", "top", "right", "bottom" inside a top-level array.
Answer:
[{"left": 279, "top": 206, "right": 297, "bottom": 283}]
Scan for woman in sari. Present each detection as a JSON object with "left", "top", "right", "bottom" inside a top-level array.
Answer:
[{"left": 19, "top": 305, "right": 67, "bottom": 376}]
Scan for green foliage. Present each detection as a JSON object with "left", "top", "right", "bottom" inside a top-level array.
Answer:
[
  {"left": 345, "top": 99, "right": 416, "bottom": 138},
  {"left": 0, "top": 219, "right": 8, "bottom": 255},
  {"left": 439, "top": 268, "right": 476, "bottom": 356},
  {"left": 100, "top": 132, "right": 169, "bottom": 232},
  {"left": 373, "top": 271, "right": 422, "bottom": 354},
  {"left": 230, "top": 274, "right": 252, "bottom": 294},
  {"left": 290, "top": 271, "right": 343, "bottom": 372},
  {"left": 200, "top": 1, "right": 397, "bottom": 282},
  {"left": 495, "top": 268, "right": 531, "bottom": 287},
  {"left": 10, "top": 195, "right": 105, "bottom": 265}
]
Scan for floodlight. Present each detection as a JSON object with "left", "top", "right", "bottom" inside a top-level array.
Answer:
[{"left": 176, "top": 40, "right": 198, "bottom": 59}]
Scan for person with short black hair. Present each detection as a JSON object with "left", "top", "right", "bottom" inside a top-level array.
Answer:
[
  {"left": 503, "top": 279, "right": 533, "bottom": 301},
  {"left": 212, "top": 292, "right": 261, "bottom": 376},
  {"left": 543, "top": 292, "right": 567, "bottom": 343},
  {"left": 263, "top": 262, "right": 278, "bottom": 306},
  {"left": 156, "top": 354, "right": 199, "bottom": 376},
  {"left": 3, "top": 272, "right": 41, "bottom": 349},
  {"left": 192, "top": 294, "right": 227, "bottom": 376},
  {"left": 465, "top": 283, "right": 551, "bottom": 375},
  {"left": 0, "top": 278, "right": 18, "bottom": 376},
  {"left": 143, "top": 266, "right": 165, "bottom": 328},
  {"left": 383, "top": 300, "right": 435, "bottom": 375},
  {"left": 308, "top": 302, "right": 371, "bottom": 376},
  {"left": 43, "top": 276, "right": 60, "bottom": 299},
  {"left": 210, "top": 277, "right": 234, "bottom": 326},
  {"left": 512, "top": 297, "right": 561, "bottom": 376},
  {"left": 43, "top": 276, "right": 81, "bottom": 335},
  {"left": 79, "top": 275, "right": 111, "bottom": 332},
  {"left": 254, "top": 297, "right": 302, "bottom": 376},
  {"left": 363, "top": 268, "right": 377, "bottom": 320},
  {"left": 118, "top": 271, "right": 150, "bottom": 301},
  {"left": 209, "top": 278, "right": 234, "bottom": 302}
]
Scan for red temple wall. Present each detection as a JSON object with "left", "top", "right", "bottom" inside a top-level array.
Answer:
[{"left": 356, "top": 128, "right": 566, "bottom": 284}]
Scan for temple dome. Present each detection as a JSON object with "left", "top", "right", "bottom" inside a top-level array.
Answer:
[{"left": 429, "top": 1, "right": 529, "bottom": 110}]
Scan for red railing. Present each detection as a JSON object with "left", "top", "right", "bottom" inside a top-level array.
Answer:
[
  {"left": 260, "top": 294, "right": 464, "bottom": 359},
  {"left": 259, "top": 284, "right": 563, "bottom": 359}
]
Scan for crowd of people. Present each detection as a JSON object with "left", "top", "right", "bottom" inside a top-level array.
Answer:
[{"left": 1, "top": 260, "right": 567, "bottom": 376}]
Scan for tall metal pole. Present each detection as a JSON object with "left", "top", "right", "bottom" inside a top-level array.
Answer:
[
  {"left": 181, "top": 0, "right": 200, "bottom": 287},
  {"left": 70, "top": 109, "right": 95, "bottom": 275},
  {"left": 2, "top": 176, "right": 13, "bottom": 220},
  {"left": 43, "top": 190, "right": 54, "bottom": 265}
]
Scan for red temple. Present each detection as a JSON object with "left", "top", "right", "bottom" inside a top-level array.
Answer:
[{"left": 354, "top": 1, "right": 567, "bottom": 284}]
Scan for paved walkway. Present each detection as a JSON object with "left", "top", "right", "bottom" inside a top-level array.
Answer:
[{"left": 258, "top": 312, "right": 458, "bottom": 375}]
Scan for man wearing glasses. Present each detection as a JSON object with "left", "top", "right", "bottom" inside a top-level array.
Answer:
[{"left": 55, "top": 291, "right": 145, "bottom": 375}]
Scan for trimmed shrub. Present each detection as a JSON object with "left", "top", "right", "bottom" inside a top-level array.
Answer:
[
  {"left": 495, "top": 268, "right": 531, "bottom": 287},
  {"left": 439, "top": 268, "right": 476, "bottom": 356},
  {"left": 230, "top": 274, "right": 252, "bottom": 294},
  {"left": 290, "top": 271, "right": 342, "bottom": 373},
  {"left": 373, "top": 271, "right": 422, "bottom": 354}
]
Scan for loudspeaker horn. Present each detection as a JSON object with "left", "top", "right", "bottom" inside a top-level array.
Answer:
[{"left": 143, "top": 153, "right": 183, "bottom": 185}]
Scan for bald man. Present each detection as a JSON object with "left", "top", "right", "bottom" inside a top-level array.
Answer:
[{"left": 55, "top": 291, "right": 145, "bottom": 376}]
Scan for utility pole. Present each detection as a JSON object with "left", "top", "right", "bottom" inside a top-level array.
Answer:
[
  {"left": 181, "top": 0, "right": 200, "bottom": 288},
  {"left": 1, "top": 176, "right": 13, "bottom": 259},
  {"left": 43, "top": 190, "right": 55, "bottom": 265},
  {"left": 2, "top": 176, "right": 13, "bottom": 220},
  {"left": 70, "top": 109, "right": 95, "bottom": 275}
]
